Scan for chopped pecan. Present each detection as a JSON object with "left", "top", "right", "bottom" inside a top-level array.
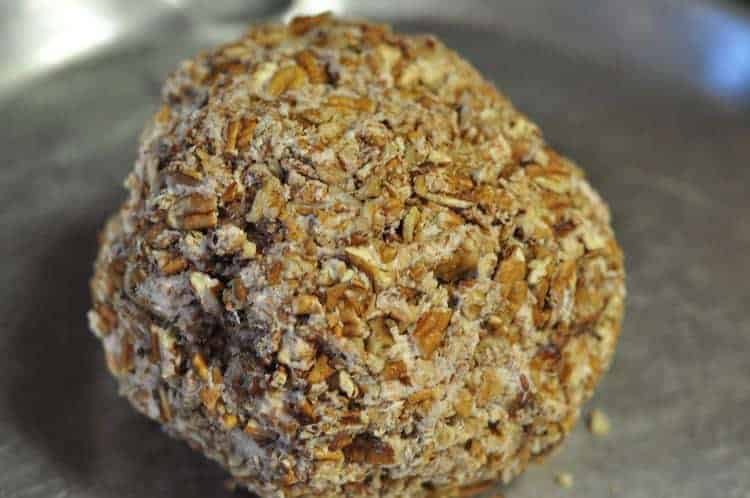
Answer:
[
  {"left": 200, "top": 386, "right": 222, "bottom": 412},
  {"left": 495, "top": 247, "right": 526, "bottom": 297},
  {"left": 414, "top": 175, "right": 474, "bottom": 209},
  {"left": 335, "top": 370, "right": 358, "bottom": 398},
  {"left": 189, "top": 272, "right": 223, "bottom": 314},
  {"left": 411, "top": 308, "right": 452, "bottom": 358},
  {"left": 289, "top": 12, "right": 331, "bottom": 36},
  {"left": 167, "top": 194, "right": 218, "bottom": 230},
  {"left": 307, "top": 354, "right": 335, "bottom": 384},
  {"left": 344, "top": 246, "right": 393, "bottom": 290},
  {"left": 267, "top": 65, "right": 307, "bottom": 97},
  {"left": 401, "top": 206, "right": 420, "bottom": 243},
  {"left": 292, "top": 294, "right": 322, "bottom": 315},
  {"left": 222, "top": 414, "right": 239, "bottom": 430},
  {"left": 244, "top": 419, "right": 274, "bottom": 443},
  {"left": 342, "top": 433, "right": 395, "bottom": 465},
  {"left": 157, "top": 386, "right": 172, "bottom": 422},
  {"left": 476, "top": 369, "right": 502, "bottom": 407},
  {"left": 381, "top": 360, "right": 408, "bottom": 381},
  {"left": 294, "top": 49, "right": 328, "bottom": 83},
  {"left": 159, "top": 255, "right": 188, "bottom": 275},
  {"left": 326, "top": 95, "right": 376, "bottom": 113},
  {"left": 453, "top": 388, "right": 474, "bottom": 418},
  {"left": 366, "top": 317, "right": 395, "bottom": 356},
  {"left": 434, "top": 239, "right": 479, "bottom": 283},
  {"left": 192, "top": 352, "right": 210, "bottom": 381},
  {"left": 314, "top": 448, "right": 344, "bottom": 461}
]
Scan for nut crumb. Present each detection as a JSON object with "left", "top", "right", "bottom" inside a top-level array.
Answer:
[
  {"left": 556, "top": 472, "right": 574, "bottom": 488},
  {"left": 588, "top": 409, "right": 611, "bottom": 437}
]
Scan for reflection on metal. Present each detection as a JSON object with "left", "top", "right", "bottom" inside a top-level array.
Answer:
[
  {"left": 692, "top": 6, "right": 750, "bottom": 99},
  {"left": 0, "top": 1, "right": 175, "bottom": 94},
  {"left": 33, "top": 1, "right": 118, "bottom": 66},
  {"left": 283, "top": 0, "right": 347, "bottom": 21}
]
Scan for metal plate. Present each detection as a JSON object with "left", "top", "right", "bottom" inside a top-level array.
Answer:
[{"left": 1, "top": 1, "right": 749, "bottom": 497}]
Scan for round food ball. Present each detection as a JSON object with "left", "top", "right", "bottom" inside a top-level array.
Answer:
[{"left": 88, "top": 14, "right": 625, "bottom": 498}]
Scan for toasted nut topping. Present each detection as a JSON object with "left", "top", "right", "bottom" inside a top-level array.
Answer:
[
  {"left": 224, "top": 120, "right": 240, "bottom": 154},
  {"left": 414, "top": 175, "right": 474, "bottom": 209},
  {"left": 189, "top": 272, "right": 222, "bottom": 314},
  {"left": 344, "top": 246, "right": 393, "bottom": 290},
  {"left": 237, "top": 117, "right": 258, "bottom": 150},
  {"left": 342, "top": 433, "right": 395, "bottom": 465},
  {"left": 308, "top": 355, "right": 336, "bottom": 384},
  {"left": 402, "top": 206, "right": 420, "bottom": 243},
  {"left": 407, "top": 388, "right": 435, "bottom": 405},
  {"left": 244, "top": 419, "right": 273, "bottom": 442},
  {"left": 435, "top": 239, "right": 479, "bottom": 282},
  {"left": 154, "top": 104, "right": 171, "bottom": 125},
  {"left": 476, "top": 370, "right": 502, "bottom": 407},
  {"left": 200, "top": 386, "right": 221, "bottom": 412},
  {"left": 277, "top": 333, "right": 316, "bottom": 370},
  {"left": 192, "top": 353, "right": 210, "bottom": 381},
  {"left": 329, "top": 432, "right": 354, "bottom": 451},
  {"left": 292, "top": 294, "right": 322, "bottom": 315},
  {"left": 157, "top": 386, "right": 172, "bottom": 422},
  {"left": 366, "top": 317, "right": 395, "bottom": 356},
  {"left": 159, "top": 255, "right": 188, "bottom": 275},
  {"left": 337, "top": 370, "right": 358, "bottom": 398},
  {"left": 222, "top": 413, "right": 239, "bottom": 430},
  {"left": 382, "top": 360, "right": 408, "bottom": 382},
  {"left": 167, "top": 194, "right": 218, "bottom": 229},
  {"left": 411, "top": 309, "right": 452, "bottom": 358},
  {"left": 289, "top": 12, "right": 331, "bottom": 36},
  {"left": 268, "top": 65, "right": 307, "bottom": 97},
  {"left": 315, "top": 448, "right": 344, "bottom": 461},
  {"left": 87, "top": 15, "right": 625, "bottom": 497},
  {"left": 453, "top": 388, "right": 474, "bottom": 418},
  {"left": 91, "top": 304, "right": 117, "bottom": 336},
  {"left": 495, "top": 247, "right": 526, "bottom": 296},
  {"left": 295, "top": 49, "right": 328, "bottom": 84},
  {"left": 326, "top": 95, "right": 376, "bottom": 113}
]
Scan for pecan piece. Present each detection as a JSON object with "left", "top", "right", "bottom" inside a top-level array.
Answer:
[
  {"left": 435, "top": 239, "right": 479, "bottom": 283},
  {"left": 411, "top": 308, "right": 452, "bottom": 358},
  {"left": 267, "top": 65, "right": 307, "bottom": 97},
  {"left": 295, "top": 49, "right": 328, "bottom": 83},
  {"left": 307, "top": 354, "right": 336, "bottom": 384},
  {"left": 344, "top": 246, "right": 393, "bottom": 290},
  {"left": 289, "top": 12, "right": 331, "bottom": 36},
  {"left": 167, "top": 194, "right": 217, "bottom": 230},
  {"left": 342, "top": 433, "right": 395, "bottom": 465},
  {"left": 292, "top": 294, "right": 323, "bottom": 315},
  {"left": 382, "top": 360, "right": 408, "bottom": 381}
]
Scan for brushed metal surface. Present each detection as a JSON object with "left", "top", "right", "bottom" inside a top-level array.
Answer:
[{"left": 1, "top": 1, "right": 749, "bottom": 498}]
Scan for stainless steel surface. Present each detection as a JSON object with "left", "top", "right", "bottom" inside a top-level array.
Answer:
[{"left": 1, "top": 1, "right": 749, "bottom": 497}]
